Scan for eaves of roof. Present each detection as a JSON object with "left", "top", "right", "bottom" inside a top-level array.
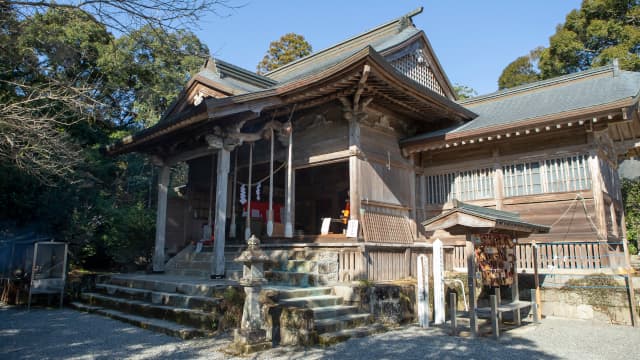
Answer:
[{"left": 106, "top": 46, "right": 476, "bottom": 155}]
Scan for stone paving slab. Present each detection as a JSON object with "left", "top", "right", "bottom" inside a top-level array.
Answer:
[{"left": 2, "top": 306, "right": 640, "bottom": 359}]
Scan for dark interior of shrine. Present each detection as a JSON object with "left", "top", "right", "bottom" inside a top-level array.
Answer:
[{"left": 295, "top": 162, "right": 349, "bottom": 235}]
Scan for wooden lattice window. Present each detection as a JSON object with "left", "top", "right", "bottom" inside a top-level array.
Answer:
[
  {"left": 426, "top": 168, "right": 494, "bottom": 204},
  {"left": 390, "top": 52, "right": 444, "bottom": 96},
  {"left": 503, "top": 162, "right": 542, "bottom": 197},
  {"left": 503, "top": 154, "right": 591, "bottom": 198}
]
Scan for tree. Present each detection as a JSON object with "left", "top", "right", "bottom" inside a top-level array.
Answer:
[
  {"left": 6, "top": 0, "right": 235, "bottom": 34},
  {"left": 622, "top": 178, "right": 640, "bottom": 254},
  {"left": 453, "top": 84, "right": 477, "bottom": 100},
  {"left": 540, "top": 0, "right": 640, "bottom": 77},
  {"left": 0, "top": 6, "right": 211, "bottom": 269},
  {"left": 100, "top": 25, "right": 209, "bottom": 127},
  {"left": 498, "top": 1, "right": 640, "bottom": 86},
  {"left": 257, "top": 33, "right": 312, "bottom": 74},
  {"left": 498, "top": 47, "right": 544, "bottom": 89},
  {"left": 1, "top": 0, "right": 227, "bottom": 181}
]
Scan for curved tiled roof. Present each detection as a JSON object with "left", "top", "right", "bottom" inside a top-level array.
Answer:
[{"left": 402, "top": 65, "right": 640, "bottom": 145}]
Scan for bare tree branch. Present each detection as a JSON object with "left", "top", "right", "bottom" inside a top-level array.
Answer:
[
  {"left": 6, "top": 0, "right": 238, "bottom": 34},
  {"left": 0, "top": 78, "right": 103, "bottom": 184}
]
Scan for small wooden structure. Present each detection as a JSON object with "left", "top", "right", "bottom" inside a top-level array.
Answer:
[{"left": 423, "top": 200, "right": 549, "bottom": 337}]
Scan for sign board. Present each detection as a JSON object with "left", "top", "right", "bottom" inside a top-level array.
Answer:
[
  {"left": 472, "top": 233, "right": 516, "bottom": 287},
  {"left": 346, "top": 220, "right": 359, "bottom": 238},
  {"left": 417, "top": 254, "right": 430, "bottom": 328},
  {"left": 433, "top": 239, "right": 445, "bottom": 325},
  {"left": 28, "top": 242, "right": 68, "bottom": 310},
  {"left": 320, "top": 218, "right": 331, "bottom": 235}
]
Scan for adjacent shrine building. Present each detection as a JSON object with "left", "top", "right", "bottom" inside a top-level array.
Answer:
[{"left": 107, "top": 8, "right": 640, "bottom": 281}]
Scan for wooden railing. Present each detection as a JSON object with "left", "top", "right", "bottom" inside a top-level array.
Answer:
[{"left": 450, "top": 241, "right": 627, "bottom": 272}]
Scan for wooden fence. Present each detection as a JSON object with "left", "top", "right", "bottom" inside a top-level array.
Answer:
[
  {"left": 450, "top": 241, "right": 627, "bottom": 272},
  {"left": 335, "top": 241, "right": 626, "bottom": 282}
]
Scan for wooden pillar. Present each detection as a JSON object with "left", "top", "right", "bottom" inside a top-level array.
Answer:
[
  {"left": 229, "top": 150, "right": 238, "bottom": 239},
  {"left": 409, "top": 154, "right": 417, "bottom": 238},
  {"left": 284, "top": 126, "right": 294, "bottom": 238},
  {"left": 348, "top": 118, "right": 361, "bottom": 222},
  {"left": 493, "top": 148, "right": 504, "bottom": 210},
  {"left": 587, "top": 151, "right": 607, "bottom": 240},
  {"left": 212, "top": 148, "right": 230, "bottom": 278},
  {"left": 465, "top": 233, "right": 478, "bottom": 337},
  {"left": 267, "top": 128, "right": 275, "bottom": 236},
  {"left": 245, "top": 143, "right": 254, "bottom": 241},
  {"left": 419, "top": 173, "right": 427, "bottom": 223},
  {"left": 153, "top": 165, "right": 171, "bottom": 272}
]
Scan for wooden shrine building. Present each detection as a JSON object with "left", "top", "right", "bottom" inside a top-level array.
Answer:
[{"left": 107, "top": 7, "right": 640, "bottom": 281}]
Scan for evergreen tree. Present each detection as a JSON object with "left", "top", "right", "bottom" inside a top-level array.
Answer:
[
  {"left": 257, "top": 33, "right": 312, "bottom": 74},
  {"left": 498, "top": 0, "right": 640, "bottom": 89}
]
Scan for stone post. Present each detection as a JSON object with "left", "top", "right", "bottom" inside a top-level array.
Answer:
[
  {"left": 153, "top": 165, "right": 170, "bottom": 273},
  {"left": 229, "top": 235, "right": 271, "bottom": 354}
]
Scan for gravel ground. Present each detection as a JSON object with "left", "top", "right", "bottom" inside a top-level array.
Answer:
[{"left": 1, "top": 306, "right": 639, "bottom": 360}]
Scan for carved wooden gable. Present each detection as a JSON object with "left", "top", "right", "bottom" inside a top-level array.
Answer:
[{"left": 384, "top": 37, "right": 454, "bottom": 100}]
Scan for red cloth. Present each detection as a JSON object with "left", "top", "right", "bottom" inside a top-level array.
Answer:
[{"left": 243, "top": 201, "right": 283, "bottom": 222}]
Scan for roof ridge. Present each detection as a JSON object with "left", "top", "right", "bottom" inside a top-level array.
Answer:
[
  {"left": 460, "top": 65, "right": 615, "bottom": 105},
  {"left": 264, "top": 7, "right": 423, "bottom": 78},
  {"left": 214, "top": 58, "right": 277, "bottom": 88}
]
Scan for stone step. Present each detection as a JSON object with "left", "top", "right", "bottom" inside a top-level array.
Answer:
[
  {"left": 95, "top": 284, "right": 221, "bottom": 311},
  {"left": 165, "top": 269, "right": 210, "bottom": 279},
  {"left": 105, "top": 275, "right": 227, "bottom": 297},
  {"left": 70, "top": 302, "right": 211, "bottom": 340},
  {"left": 289, "top": 250, "right": 317, "bottom": 261},
  {"left": 311, "top": 305, "right": 360, "bottom": 320},
  {"left": 266, "top": 270, "right": 318, "bottom": 287},
  {"left": 273, "top": 286, "right": 333, "bottom": 300},
  {"left": 81, "top": 292, "right": 219, "bottom": 331},
  {"left": 318, "top": 324, "right": 386, "bottom": 346},
  {"left": 285, "top": 260, "right": 317, "bottom": 273},
  {"left": 279, "top": 295, "right": 342, "bottom": 308},
  {"left": 171, "top": 260, "right": 211, "bottom": 271},
  {"left": 314, "top": 313, "right": 373, "bottom": 334}
]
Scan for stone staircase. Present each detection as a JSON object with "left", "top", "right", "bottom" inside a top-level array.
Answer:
[
  {"left": 72, "top": 247, "right": 382, "bottom": 346},
  {"left": 164, "top": 244, "right": 244, "bottom": 280},
  {"left": 71, "top": 274, "right": 231, "bottom": 339},
  {"left": 264, "top": 251, "right": 383, "bottom": 346}
]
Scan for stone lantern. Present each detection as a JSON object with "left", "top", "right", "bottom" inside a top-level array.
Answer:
[{"left": 229, "top": 234, "right": 271, "bottom": 354}]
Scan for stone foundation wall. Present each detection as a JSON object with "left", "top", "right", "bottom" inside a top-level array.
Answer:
[{"left": 519, "top": 273, "right": 638, "bottom": 325}]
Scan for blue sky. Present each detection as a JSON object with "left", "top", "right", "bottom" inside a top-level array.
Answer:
[{"left": 194, "top": 1, "right": 582, "bottom": 95}]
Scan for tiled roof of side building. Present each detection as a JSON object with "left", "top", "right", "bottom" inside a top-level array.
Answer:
[
  {"left": 264, "top": 7, "right": 424, "bottom": 84},
  {"left": 402, "top": 65, "right": 640, "bottom": 144}
]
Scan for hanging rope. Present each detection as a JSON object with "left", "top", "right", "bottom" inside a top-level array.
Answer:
[
  {"left": 547, "top": 193, "right": 605, "bottom": 241},
  {"left": 235, "top": 161, "right": 286, "bottom": 187}
]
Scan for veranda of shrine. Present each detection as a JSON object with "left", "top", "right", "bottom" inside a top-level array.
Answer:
[{"left": 107, "top": 7, "right": 640, "bottom": 285}]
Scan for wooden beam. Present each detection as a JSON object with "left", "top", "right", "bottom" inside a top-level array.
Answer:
[
  {"left": 353, "top": 64, "right": 371, "bottom": 110},
  {"left": 212, "top": 148, "right": 230, "bottom": 278}
]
